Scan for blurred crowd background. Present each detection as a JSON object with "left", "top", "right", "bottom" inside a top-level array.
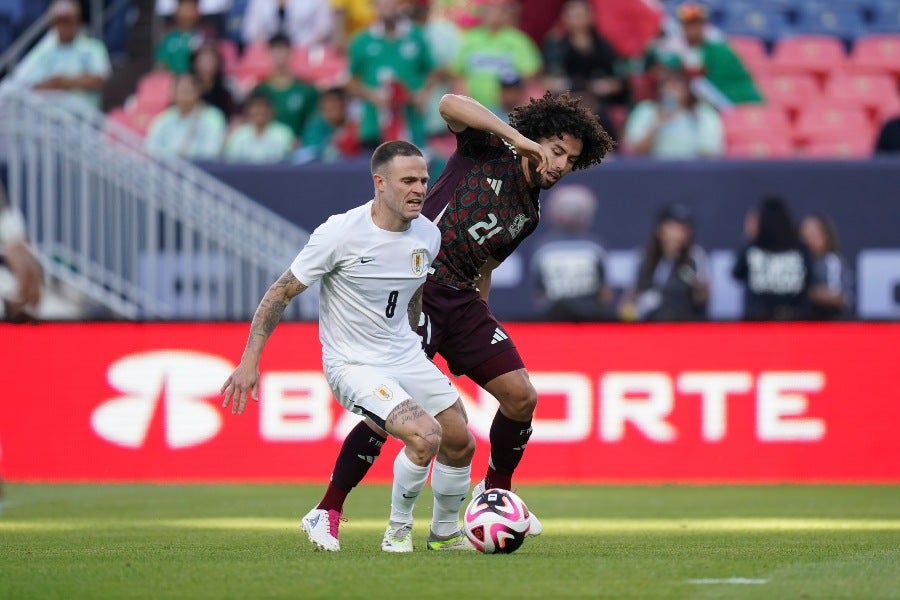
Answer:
[{"left": 0, "top": 0, "right": 898, "bottom": 323}]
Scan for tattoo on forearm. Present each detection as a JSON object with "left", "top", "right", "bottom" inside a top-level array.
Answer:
[{"left": 244, "top": 271, "right": 302, "bottom": 353}]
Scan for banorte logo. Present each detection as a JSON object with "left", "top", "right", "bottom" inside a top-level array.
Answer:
[{"left": 91, "top": 350, "right": 235, "bottom": 449}]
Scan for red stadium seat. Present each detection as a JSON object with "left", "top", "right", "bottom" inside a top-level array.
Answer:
[
  {"left": 770, "top": 35, "right": 847, "bottom": 79},
  {"left": 233, "top": 42, "right": 271, "bottom": 81},
  {"left": 722, "top": 105, "right": 792, "bottom": 144},
  {"left": 728, "top": 35, "right": 770, "bottom": 78},
  {"left": 135, "top": 71, "right": 174, "bottom": 112},
  {"left": 824, "top": 73, "right": 900, "bottom": 119},
  {"left": 803, "top": 138, "right": 873, "bottom": 158},
  {"left": 793, "top": 104, "right": 873, "bottom": 144},
  {"left": 727, "top": 137, "right": 796, "bottom": 159},
  {"left": 849, "top": 35, "right": 900, "bottom": 78},
  {"left": 757, "top": 74, "right": 820, "bottom": 115},
  {"left": 291, "top": 44, "right": 348, "bottom": 87}
]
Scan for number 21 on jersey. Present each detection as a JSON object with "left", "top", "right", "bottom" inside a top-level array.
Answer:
[{"left": 468, "top": 213, "right": 503, "bottom": 246}]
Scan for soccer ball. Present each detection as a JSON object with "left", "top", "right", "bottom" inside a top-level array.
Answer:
[{"left": 463, "top": 488, "right": 531, "bottom": 554}]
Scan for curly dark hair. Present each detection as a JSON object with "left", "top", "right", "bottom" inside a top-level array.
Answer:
[{"left": 508, "top": 91, "right": 615, "bottom": 171}]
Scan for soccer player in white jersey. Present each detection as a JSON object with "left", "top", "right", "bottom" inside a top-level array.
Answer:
[{"left": 221, "top": 141, "right": 476, "bottom": 553}]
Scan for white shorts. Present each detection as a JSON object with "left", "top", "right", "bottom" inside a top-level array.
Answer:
[{"left": 325, "top": 353, "right": 459, "bottom": 428}]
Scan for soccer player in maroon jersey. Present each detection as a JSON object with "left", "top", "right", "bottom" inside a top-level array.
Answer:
[{"left": 308, "top": 91, "right": 613, "bottom": 546}]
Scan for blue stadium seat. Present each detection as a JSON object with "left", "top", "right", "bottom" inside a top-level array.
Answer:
[
  {"left": 795, "top": 5, "right": 869, "bottom": 42},
  {"left": 720, "top": 5, "right": 792, "bottom": 45},
  {"left": 0, "top": 0, "right": 22, "bottom": 24},
  {"left": 869, "top": 1, "right": 900, "bottom": 33},
  {"left": 0, "top": 14, "right": 13, "bottom": 53}
]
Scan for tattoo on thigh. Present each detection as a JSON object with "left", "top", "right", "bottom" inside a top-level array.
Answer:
[
  {"left": 415, "top": 428, "right": 441, "bottom": 455},
  {"left": 386, "top": 400, "right": 427, "bottom": 429}
]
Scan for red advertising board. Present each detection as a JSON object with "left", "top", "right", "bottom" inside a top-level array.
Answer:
[{"left": 1, "top": 322, "right": 898, "bottom": 483}]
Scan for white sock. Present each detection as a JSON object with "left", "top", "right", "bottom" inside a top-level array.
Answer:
[
  {"left": 430, "top": 461, "right": 471, "bottom": 537},
  {"left": 390, "top": 450, "right": 430, "bottom": 526}
]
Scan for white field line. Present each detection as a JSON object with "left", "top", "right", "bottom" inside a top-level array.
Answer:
[
  {"left": 687, "top": 578, "right": 769, "bottom": 585},
  {"left": 3, "top": 517, "right": 900, "bottom": 533}
]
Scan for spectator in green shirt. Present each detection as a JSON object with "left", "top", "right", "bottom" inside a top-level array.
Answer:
[
  {"left": 347, "top": 0, "right": 443, "bottom": 149},
  {"left": 145, "top": 73, "right": 226, "bottom": 161},
  {"left": 155, "top": 0, "right": 205, "bottom": 75},
  {"left": 296, "top": 87, "right": 361, "bottom": 162},
  {"left": 453, "top": 0, "right": 542, "bottom": 113},
  {"left": 224, "top": 93, "right": 296, "bottom": 163},
  {"left": 251, "top": 33, "right": 319, "bottom": 139}
]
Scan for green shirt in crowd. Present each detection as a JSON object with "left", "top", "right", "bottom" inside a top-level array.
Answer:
[
  {"left": 155, "top": 29, "right": 202, "bottom": 74},
  {"left": 656, "top": 40, "right": 762, "bottom": 105},
  {"left": 251, "top": 79, "right": 319, "bottom": 138},
  {"left": 348, "top": 19, "right": 435, "bottom": 146},
  {"left": 145, "top": 104, "right": 227, "bottom": 161},
  {"left": 454, "top": 26, "right": 542, "bottom": 110},
  {"left": 223, "top": 122, "right": 296, "bottom": 163}
]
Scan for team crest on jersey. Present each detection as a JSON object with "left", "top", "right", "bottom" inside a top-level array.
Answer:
[
  {"left": 374, "top": 384, "right": 394, "bottom": 402},
  {"left": 411, "top": 248, "right": 427, "bottom": 276},
  {"left": 509, "top": 214, "right": 530, "bottom": 239}
]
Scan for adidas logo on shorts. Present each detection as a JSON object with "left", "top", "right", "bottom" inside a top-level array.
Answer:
[{"left": 490, "top": 328, "right": 509, "bottom": 345}]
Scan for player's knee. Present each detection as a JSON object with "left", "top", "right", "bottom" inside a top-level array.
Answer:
[
  {"left": 506, "top": 385, "right": 538, "bottom": 421},
  {"left": 406, "top": 420, "right": 442, "bottom": 465},
  {"left": 443, "top": 430, "right": 476, "bottom": 464}
]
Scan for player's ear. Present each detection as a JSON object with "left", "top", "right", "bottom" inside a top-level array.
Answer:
[{"left": 372, "top": 172, "right": 387, "bottom": 193}]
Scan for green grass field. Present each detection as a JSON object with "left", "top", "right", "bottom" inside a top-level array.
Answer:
[{"left": 2, "top": 484, "right": 899, "bottom": 599}]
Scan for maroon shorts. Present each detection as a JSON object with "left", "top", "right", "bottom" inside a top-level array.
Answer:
[{"left": 418, "top": 280, "right": 525, "bottom": 386}]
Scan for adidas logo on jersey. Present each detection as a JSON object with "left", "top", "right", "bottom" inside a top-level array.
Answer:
[
  {"left": 490, "top": 328, "right": 509, "bottom": 344},
  {"left": 486, "top": 177, "right": 503, "bottom": 196}
]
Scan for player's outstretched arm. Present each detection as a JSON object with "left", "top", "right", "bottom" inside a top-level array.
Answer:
[
  {"left": 438, "top": 94, "right": 552, "bottom": 175},
  {"left": 221, "top": 269, "right": 307, "bottom": 414}
]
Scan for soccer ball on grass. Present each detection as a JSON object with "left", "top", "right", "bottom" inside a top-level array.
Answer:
[{"left": 463, "top": 488, "right": 531, "bottom": 554}]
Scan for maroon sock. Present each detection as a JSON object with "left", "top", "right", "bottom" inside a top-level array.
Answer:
[
  {"left": 485, "top": 409, "right": 533, "bottom": 491},
  {"left": 316, "top": 421, "right": 386, "bottom": 513}
]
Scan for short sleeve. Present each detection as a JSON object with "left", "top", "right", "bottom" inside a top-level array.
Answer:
[
  {"left": 85, "top": 39, "right": 112, "bottom": 78},
  {"left": 290, "top": 215, "right": 343, "bottom": 286},
  {"left": 623, "top": 102, "right": 656, "bottom": 150}
]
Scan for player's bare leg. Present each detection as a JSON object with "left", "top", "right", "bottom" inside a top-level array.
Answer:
[
  {"left": 381, "top": 399, "right": 442, "bottom": 553},
  {"left": 428, "top": 400, "right": 476, "bottom": 550}
]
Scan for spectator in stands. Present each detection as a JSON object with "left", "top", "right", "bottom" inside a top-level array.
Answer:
[
  {"left": 800, "top": 214, "right": 852, "bottom": 320},
  {"left": 295, "top": 87, "right": 360, "bottom": 163},
  {"left": 543, "top": 0, "right": 627, "bottom": 139},
  {"left": 0, "top": 185, "right": 43, "bottom": 323},
  {"left": 331, "top": 0, "right": 375, "bottom": 51},
  {"left": 409, "top": 0, "right": 462, "bottom": 139},
  {"left": 242, "top": 0, "right": 334, "bottom": 49},
  {"left": 494, "top": 72, "right": 528, "bottom": 123},
  {"left": 623, "top": 203, "right": 709, "bottom": 322},
  {"left": 156, "top": 0, "right": 232, "bottom": 37},
  {"left": 11, "top": 0, "right": 111, "bottom": 110},
  {"left": 156, "top": 0, "right": 206, "bottom": 75},
  {"left": 145, "top": 73, "right": 227, "bottom": 161},
  {"left": 650, "top": 3, "right": 761, "bottom": 109},
  {"left": 529, "top": 184, "right": 615, "bottom": 322},
  {"left": 252, "top": 33, "right": 319, "bottom": 139},
  {"left": 732, "top": 195, "right": 812, "bottom": 321},
  {"left": 348, "top": 0, "right": 441, "bottom": 149},
  {"left": 223, "top": 93, "right": 296, "bottom": 163},
  {"left": 190, "top": 41, "right": 238, "bottom": 118},
  {"left": 454, "top": 0, "right": 542, "bottom": 114},
  {"left": 624, "top": 68, "right": 723, "bottom": 159},
  {"left": 874, "top": 116, "right": 900, "bottom": 154}
]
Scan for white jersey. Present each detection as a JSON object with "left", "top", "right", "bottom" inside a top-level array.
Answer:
[{"left": 290, "top": 200, "right": 441, "bottom": 367}]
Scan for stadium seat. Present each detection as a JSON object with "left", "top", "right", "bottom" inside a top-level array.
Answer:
[
  {"left": 722, "top": 105, "right": 792, "bottom": 143},
  {"left": 803, "top": 138, "right": 873, "bottom": 158},
  {"left": 793, "top": 104, "right": 873, "bottom": 143},
  {"left": 770, "top": 35, "right": 847, "bottom": 78},
  {"left": 135, "top": 71, "right": 174, "bottom": 112},
  {"left": 728, "top": 36, "right": 770, "bottom": 77},
  {"left": 825, "top": 73, "right": 900, "bottom": 117},
  {"left": 849, "top": 35, "right": 900, "bottom": 77},
  {"left": 794, "top": 5, "right": 868, "bottom": 43},
  {"left": 217, "top": 39, "right": 239, "bottom": 74},
  {"left": 719, "top": 5, "right": 791, "bottom": 45},
  {"left": 727, "top": 137, "right": 796, "bottom": 158},
  {"left": 868, "top": 1, "right": 900, "bottom": 34},
  {"left": 757, "top": 74, "right": 820, "bottom": 114},
  {"left": 291, "top": 45, "right": 348, "bottom": 87},
  {"left": 233, "top": 42, "right": 271, "bottom": 81}
]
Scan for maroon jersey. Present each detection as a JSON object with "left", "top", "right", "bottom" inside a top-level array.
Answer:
[{"left": 423, "top": 127, "right": 541, "bottom": 290}]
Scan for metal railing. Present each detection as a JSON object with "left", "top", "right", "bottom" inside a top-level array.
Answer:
[{"left": 0, "top": 83, "right": 316, "bottom": 320}]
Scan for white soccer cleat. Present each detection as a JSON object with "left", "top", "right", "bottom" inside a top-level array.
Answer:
[
  {"left": 427, "top": 530, "right": 476, "bottom": 551},
  {"left": 472, "top": 479, "right": 542, "bottom": 537},
  {"left": 381, "top": 522, "right": 414, "bottom": 553},
  {"left": 300, "top": 507, "right": 343, "bottom": 552}
]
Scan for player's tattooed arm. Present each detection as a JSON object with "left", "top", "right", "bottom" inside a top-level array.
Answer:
[
  {"left": 407, "top": 284, "right": 424, "bottom": 331},
  {"left": 222, "top": 269, "right": 307, "bottom": 414},
  {"left": 244, "top": 269, "right": 307, "bottom": 361}
]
